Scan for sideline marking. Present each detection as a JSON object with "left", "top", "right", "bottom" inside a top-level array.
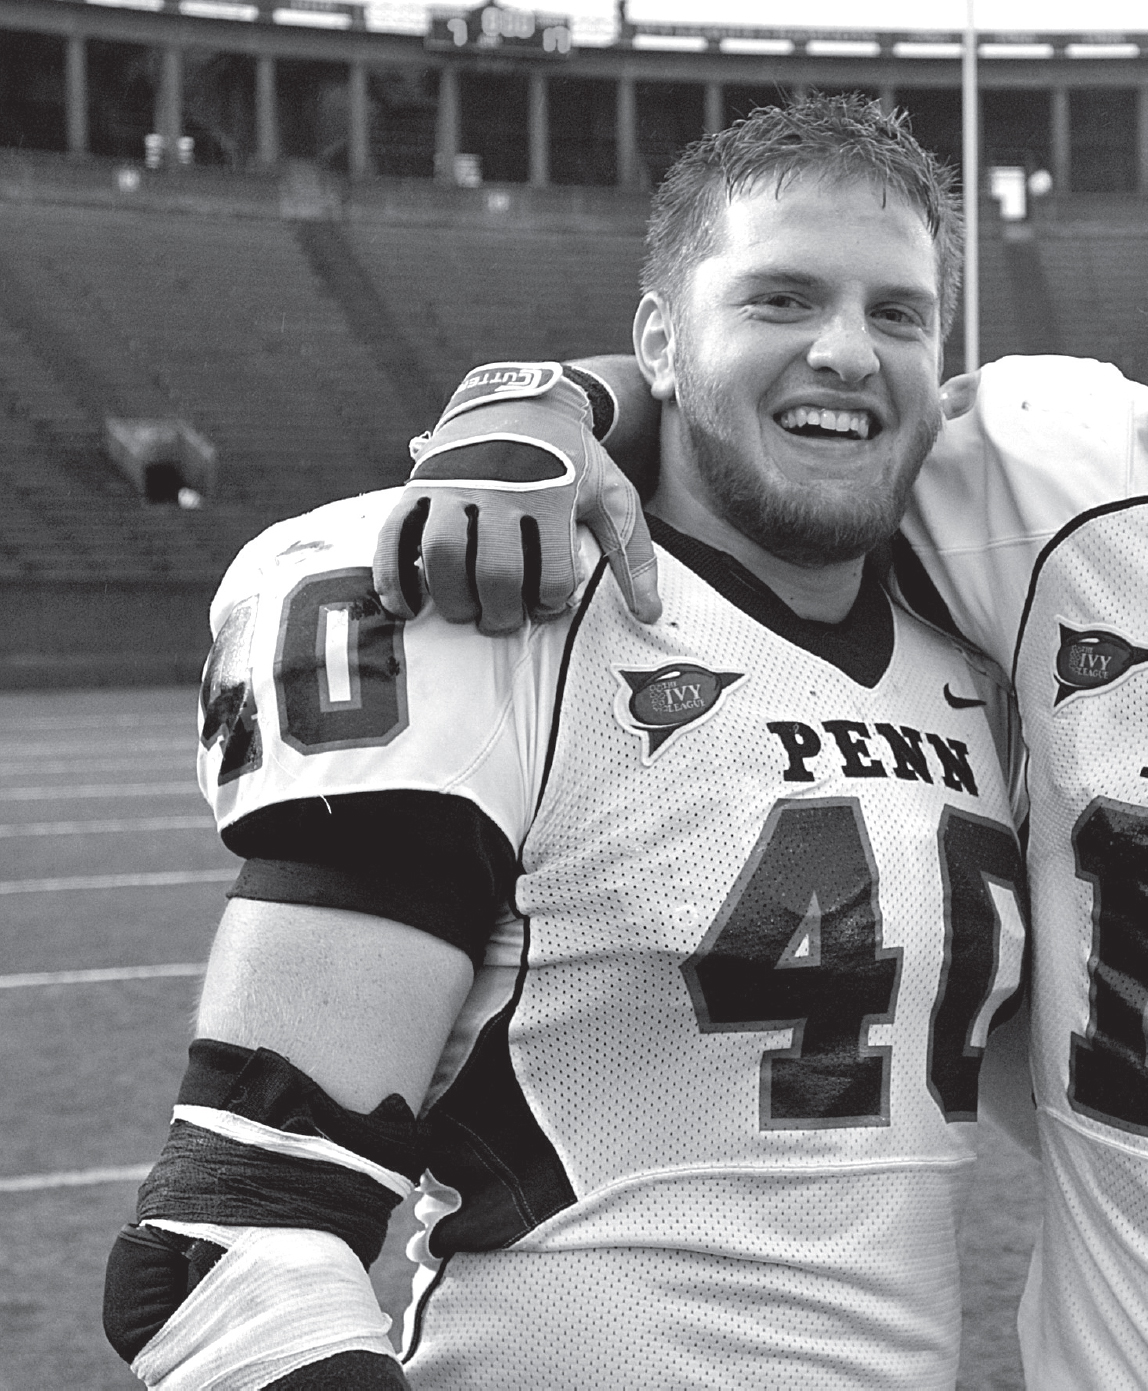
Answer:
[
  {"left": 0, "top": 782, "right": 201, "bottom": 802},
  {"left": 0, "top": 1165, "right": 152, "bottom": 1193},
  {"left": 0, "top": 962, "right": 207, "bottom": 989},
  {"left": 0, "top": 869, "right": 234, "bottom": 895},
  {"left": 0, "top": 816, "right": 214, "bottom": 838}
]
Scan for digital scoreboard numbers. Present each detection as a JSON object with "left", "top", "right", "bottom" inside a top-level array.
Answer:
[{"left": 427, "top": 3, "right": 572, "bottom": 55}]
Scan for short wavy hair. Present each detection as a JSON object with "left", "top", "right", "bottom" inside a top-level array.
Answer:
[{"left": 642, "top": 93, "right": 964, "bottom": 339}]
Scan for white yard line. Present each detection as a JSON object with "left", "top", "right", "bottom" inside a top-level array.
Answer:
[
  {"left": 0, "top": 757, "right": 196, "bottom": 778},
  {"left": 0, "top": 782, "right": 201, "bottom": 801},
  {"left": 0, "top": 1165, "right": 152, "bottom": 1192},
  {"left": 0, "top": 869, "right": 234, "bottom": 895},
  {"left": 0, "top": 816, "right": 214, "bottom": 838},
  {"left": 0, "top": 962, "right": 207, "bottom": 988},
  {"left": 0, "top": 713, "right": 193, "bottom": 732},
  {"left": 0, "top": 738, "right": 196, "bottom": 758}
]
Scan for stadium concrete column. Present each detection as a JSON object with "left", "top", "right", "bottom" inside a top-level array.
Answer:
[
  {"left": 1051, "top": 84, "right": 1070, "bottom": 194},
  {"left": 616, "top": 75, "right": 638, "bottom": 188},
  {"left": 256, "top": 54, "right": 279, "bottom": 169},
  {"left": 157, "top": 45, "right": 183, "bottom": 158},
  {"left": 529, "top": 70, "right": 549, "bottom": 186},
  {"left": 348, "top": 61, "right": 371, "bottom": 179},
  {"left": 1138, "top": 82, "right": 1148, "bottom": 196},
  {"left": 704, "top": 82, "right": 723, "bottom": 134},
  {"left": 65, "top": 36, "right": 88, "bottom": 157},
  {"left": 436, "top": 65, "right": 460, "bottom": 182}
]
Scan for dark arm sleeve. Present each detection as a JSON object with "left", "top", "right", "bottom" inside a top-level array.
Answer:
[{"left": 221, "top": 790, "right": 518, "bottom": 969}]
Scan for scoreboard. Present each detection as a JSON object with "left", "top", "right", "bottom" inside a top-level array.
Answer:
[{"left": 426, "top": 2, "right": 572, "bottom": 55}]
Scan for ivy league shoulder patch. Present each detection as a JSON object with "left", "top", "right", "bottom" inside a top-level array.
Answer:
[
  {"left": 1054, "top": 621, "right": 1148, "bottom": 707},
  {"left": 614, "top": 662, "right": 746, "bottom": 763}
]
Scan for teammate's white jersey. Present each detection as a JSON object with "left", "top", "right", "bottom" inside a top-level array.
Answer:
[
  {"left": 903, "top": 355, "right": 1148, "bottom": 1389},
  {"left": 200, "top": 492, "right": 1024, "bottom": 1389}
]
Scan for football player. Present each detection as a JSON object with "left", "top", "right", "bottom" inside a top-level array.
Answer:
[
  {"left": 105, "top": 96, "right": 1029, "bottom": 1389},
  {"left": 374, "top": 194, "right": 1148, "bottom": 1391}
]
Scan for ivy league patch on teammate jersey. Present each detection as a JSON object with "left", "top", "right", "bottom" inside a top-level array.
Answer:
[{"left": 1053, "top": 622, "right": 1148, "bottom": 707}]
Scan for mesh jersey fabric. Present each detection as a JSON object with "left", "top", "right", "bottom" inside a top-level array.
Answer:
[
  {"left": 199, "top": 488, "right": 1024, "bottom": 1389},
  {"left": 901, "top": 355, "right": 1148, "bottom": 1389},
  {"left": 1012, "top": 501, "right": 1148, "bottom": 1390}
]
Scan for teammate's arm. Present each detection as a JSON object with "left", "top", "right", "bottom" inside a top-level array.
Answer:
[
  {"left": 570, "top": 354, "right": 661, "bottom": 495},
  {"left": 104, "top": 897, "right": 473, "bottom": 1389},
  {"left": 373, "top": 355, "right": 661, "bottom": 634},
  {"left": 373, "top": 355, "right": 980, "bottom": 634}
]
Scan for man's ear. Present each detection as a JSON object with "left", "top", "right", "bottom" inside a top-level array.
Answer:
[
  {"left": 633, "top": 292, "right": 677, "bottom": 402},
  {"left": 940, "top": 370, "right": 980, "bottom": 420}
]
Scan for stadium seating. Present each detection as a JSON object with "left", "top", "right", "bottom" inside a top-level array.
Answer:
[
  {"left": 0, "top": 186, "right": 644, "bottom": 593},
  {"left": 0, "top": 156, "right": 1144, "bottom": 683}
]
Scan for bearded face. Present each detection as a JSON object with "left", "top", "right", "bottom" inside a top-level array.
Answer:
[
  {"left": 673, "top": 329, "right": 943, "bottom": 568},
  {"left": 654, "top": 176, "right": 946, "bottom": 570}
]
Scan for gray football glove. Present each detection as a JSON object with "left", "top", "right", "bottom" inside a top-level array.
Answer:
[{"left": 374, "top": 362, "right": 660, "bottom": 634}]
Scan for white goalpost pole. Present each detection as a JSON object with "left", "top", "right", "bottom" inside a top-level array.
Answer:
[{"left": 962, "top": 0, "right": 980, "bottom": 373}]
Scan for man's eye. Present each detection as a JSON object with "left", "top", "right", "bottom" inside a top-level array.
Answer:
[
  {"left": 750, "top": 294, "right": 807, "bottom": 313},
  {"left": 873, "top": 305, "right": 923, "bottom": 328}
]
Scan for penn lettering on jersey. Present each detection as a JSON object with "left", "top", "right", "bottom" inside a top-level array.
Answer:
[{"left": 767, "top": 719, "right": 980, "bottom": 794}]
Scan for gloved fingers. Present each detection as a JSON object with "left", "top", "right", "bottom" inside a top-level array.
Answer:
[
  {"left": 582, "top": 464, "right": 662, "bottom": 625},
  {"left": 419, "top": 498, "right": 483, "bottom": 625},
  {"left": 530, "top": 508, "right": 582, "bottom": 622},
  {"left": 608, "top": 525, "right": 662, "bottom": 626},
  {"left": 473, "top": 515, "right": 532, "bottom": 635},
  {"left": 373, "top": 499, "right": 428, "bottom": 620}
]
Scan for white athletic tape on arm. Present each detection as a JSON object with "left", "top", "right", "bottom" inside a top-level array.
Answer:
[
  {"left": 131, "top": 1225, "right": 397, "bottom": 1390},
  {"left": 172, "top": 1104, "right": 413, "bottom": 1201}
]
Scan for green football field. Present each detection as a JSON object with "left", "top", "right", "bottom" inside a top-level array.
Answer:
[{"left": 0, "top": 685, "right": 1040, "bottom": 1389}]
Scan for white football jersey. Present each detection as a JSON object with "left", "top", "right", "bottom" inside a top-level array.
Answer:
[
  {"left": 903, "top": 356, "right": 1148, "bottom": 1389},
  {"left": 200, "top": 493, "right": 1025, "bottom": 1390}
]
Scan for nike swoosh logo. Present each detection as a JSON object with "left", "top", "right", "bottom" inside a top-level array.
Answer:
[{"left": 943, "top": 683, "right": 987, "bottom": 709}]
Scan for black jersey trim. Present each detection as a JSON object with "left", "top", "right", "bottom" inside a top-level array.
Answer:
[
  {"left": 889, "top": 531, "right": 966, "bottom": 642},
  {"left": 403, "top": 1254, "right": 451, "bottom": 1366},
  {"left": 1011, "top": 493, "right": 1148, "bottom": 687},
  {"left": 534, "top": 555, "right": 610, "bottom": 812},
  {"left": 421, "top": 913, "right": 577, "bottom": 1256},
  {"left": 646, "top": 514, "right": 894, "bottom": 687},
  {"left": 222, "top": 790, "right": 517, "bottom": 969}
]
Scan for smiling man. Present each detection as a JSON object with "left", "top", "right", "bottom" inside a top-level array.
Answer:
[
  {"left": 635, "top": 166, "right": 945, "bottom": 618},
  {"left": 373, "top": 93, "right": 1148, "bottom": 1387},
  {"left": 106, "top": 97, "right": 1028, "bottom": 1391}
]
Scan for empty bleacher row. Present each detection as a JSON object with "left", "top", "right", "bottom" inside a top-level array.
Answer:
[{"left": 0, "top": 193, "right": 644, "bottom": 592}]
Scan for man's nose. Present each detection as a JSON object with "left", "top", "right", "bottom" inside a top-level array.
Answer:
[{"left": 806, "top": 313, "right": 880, "bottom": 383}]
